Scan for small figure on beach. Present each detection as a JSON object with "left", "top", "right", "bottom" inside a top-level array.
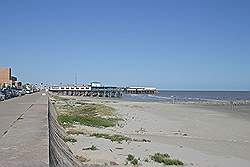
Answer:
[
  {"left": 171, "top": 96, "right": 175, "bottom": 104},
  {"left": 230, "top": 101, "right": 238, "bottom": 112}
]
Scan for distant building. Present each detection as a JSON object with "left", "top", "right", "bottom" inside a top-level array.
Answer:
[
  {"left": 91, "top": 82, "right": 102, "bottom": 87},
  {"left": 0, "top": 68, "right": 12, "bottom": 86},
  {"left": 125, "top": 87, "right": 157, "bottom": 94},
  {"left": 0, "top": 67, "right": 22, "bottom": 87}
]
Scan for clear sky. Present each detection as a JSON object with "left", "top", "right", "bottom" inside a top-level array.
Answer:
[{"left": 0, "top": 0, "right": 249, "bottom": 90}]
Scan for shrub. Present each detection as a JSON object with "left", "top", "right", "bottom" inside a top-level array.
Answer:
[
  {"left": 63, "top": 136, "right": 77, "bottom": 143},
  {"left": 131, "top": 158, "right": 138, "bottom": 165},
  {"left": 127, "top": 154, "right": 135, "bottom": 161},
  {"left": 82, "top": 145, "right": 98, "bottom": 151},
  {"left": 126, "top": 154, "right": 139, "bottom": 166},
  {"left": 151, "top": 153, "right": 183, "bottom": 166},
  {"left": 90, "top": 133, "right": 132, "bottom": 142}
]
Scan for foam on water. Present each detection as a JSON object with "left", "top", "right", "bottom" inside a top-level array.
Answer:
[{"left": 122, "top": 91, "right": 250, "bottom": 102}]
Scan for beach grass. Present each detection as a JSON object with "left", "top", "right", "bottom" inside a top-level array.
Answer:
[
  {"left": 66, "top": 129, "right": 86, "bottom": 135},
  {"left": 63, "top": 136, "right": 77, "bottom": 143},
  {"left": 58, "top": 115, "right": 118, "bottom": 127},
  {"left": 82, "top": 145, "right": 98, "bottom": 151},
  {"left": 57, "top": 102, "right": 115, "bottom": 117},
  {"left": 53, "top": 96, "right": 121, "bottom": 128},
  {"left": 126, "top": 154, "right": 139, "bottom": 166},
  {"left": 131, "top": 158, "right": 139, "bottom": 165},
  {"left": 90, "top": 133, "right": 132, "bottom": 142},
  {"left": 151, "top": 153, "right": 184, "bottom": 166},
  {"left": 127, "top": 154, "right": 135, "bottom": 161}
]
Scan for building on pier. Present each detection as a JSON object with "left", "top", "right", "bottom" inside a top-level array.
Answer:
[
  {"left": 49, "top": 83, "right": 157, "bottom": 98},
  {"left": 49, "top": 84, "right": 123, "bottom": 98},
  {"left": 124, "top": 87, "right": 157, "bottom": 94}
]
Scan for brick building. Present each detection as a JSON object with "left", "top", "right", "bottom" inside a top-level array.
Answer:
[
  {"left": 0, "top": 68, "right": 22, "bottom": 87},
  {"left": 0, "top": 68, "right": 12, "bottom": 85}
]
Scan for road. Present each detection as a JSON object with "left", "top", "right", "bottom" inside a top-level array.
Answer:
[{"left": 0, "top": 93, "right": 49, "bottom": 167}]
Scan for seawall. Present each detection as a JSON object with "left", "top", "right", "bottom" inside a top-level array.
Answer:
[{"left": 48, "top": 100, "right": 82, "bottom": 167}]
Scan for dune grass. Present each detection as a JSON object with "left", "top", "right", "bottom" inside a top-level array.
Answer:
[
  {"left": 63, "top": 136, "right": 77, "bottom": 143},
  {"left": 82, "top": 145, "right": 98, "bottom": 151},
  {"left": 66, "top": 129, "right": 86, "bottom": 135},
  {"left": 151, "top": 153, "right": 184, "bottom": 166},
  {"left": 126, "top": 154, "right": 139, "bottom": 166},
  {"left": 53, "top": 96, "right": 121, "bottom": 128},
  {"left": 57, "top": 102, "right": 115, "bottom": 117},
  {"left": 127, "top": 154, "right": 135, "bottom": 161},
  {"left": 90, "top": 133, "right": 132, "bottom": 142},
  {"left": 58, "top": 115, "right": 118, "bottom": 127}
]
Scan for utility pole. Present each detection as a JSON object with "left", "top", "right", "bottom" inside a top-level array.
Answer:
[{"left": 75, "top": 73, "right": 77, "bottom": 86}]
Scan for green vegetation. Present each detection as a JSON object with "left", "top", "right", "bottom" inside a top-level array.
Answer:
[
  {"left": 89, "top": 145, "right": 98, "bottom": 150},
  {"left": 57, "top": 102, "right": 115, "bottom": 117},
  {"left": 82, "top": 145, "right": 98, "bottom": 151},
  {"left": 151, "top": 153, "right": 184, "bottom": 166},
  {"left": 126, "top": 154, "right": 139, "bottom": 166},
  {"left": 63, "top": 136, "right": 77, "bottom": 143},
  {"left": 133, "top": 138, "right": 151, "bottom": 143},
  {"left": 131, "top": 158, "right": 139, "bottom": 165},
  {"left": 127, "top": 154, "right": 135, "bottom": 161},
  {"left": 90, "top": 133, "right": 132, "bottom": 142},
  {"left": 58, "top": 115, "right": 118, "bottom": 128},
  {"left": 52, "top": 97, "right": 121, "bottom": 128}
]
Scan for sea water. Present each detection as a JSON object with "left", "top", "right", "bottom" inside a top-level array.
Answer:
[{"left": 122, "top": 91, "right": 250, "bottom": 102}]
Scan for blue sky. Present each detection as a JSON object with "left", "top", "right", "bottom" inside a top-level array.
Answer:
[{"left": 0, "top": 0, "right": 249, "bottom": 90}]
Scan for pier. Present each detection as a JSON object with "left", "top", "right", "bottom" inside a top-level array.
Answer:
[
  {"left": 49, "top": 86, "right": 123, "bottom": 98},
  {"left": 49, "top": 82, "right": 157, "bottom": 98}
]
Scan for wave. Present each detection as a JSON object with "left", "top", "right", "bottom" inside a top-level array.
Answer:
[{"left": 122, "top": 91, "right": 250, "bottom": 102}]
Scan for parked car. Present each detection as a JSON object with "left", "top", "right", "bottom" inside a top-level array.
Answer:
[
  {"left": 10, "top": 89, "right": 19, "bottom": 97},
  {"left": 1, "top": 89, "right": 12, "bottom": 99},
  {"left": 25, "top": 89, "right": 31, "bottom": 94},
  {"left": 17, "top": 89, "right": 26, "bottom": 96},
  {"left": 0, "top": 91, "right": 5, "bottom": 101}
]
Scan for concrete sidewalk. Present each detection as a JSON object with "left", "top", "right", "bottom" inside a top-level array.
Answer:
[{"left": 0, "top": 93, "right": 49, "bottom": 167}]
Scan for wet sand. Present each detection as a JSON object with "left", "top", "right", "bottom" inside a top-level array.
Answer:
[{"left": 65, "top": 97, "right": 250, "bottom": 167}]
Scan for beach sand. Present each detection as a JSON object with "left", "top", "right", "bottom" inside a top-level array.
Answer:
[{"left": 64, "top": 97, "right": 250, "bottom": 167}]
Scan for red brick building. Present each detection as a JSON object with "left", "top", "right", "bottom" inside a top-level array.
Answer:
[
  {"left": 0, "top": 68, "right": 22, "bottom": 87},
  {"left": 0, "top": 68, "right": 12, "bottom": 85}
]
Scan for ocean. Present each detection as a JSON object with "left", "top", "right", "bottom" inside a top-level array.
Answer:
[{"left": 122, "top": 90, "right": 250, "bottom": 102}]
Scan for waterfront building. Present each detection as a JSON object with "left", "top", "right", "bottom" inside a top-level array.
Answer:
[{"left": 0, "top": 67, "right": 22, "bottom": 87}]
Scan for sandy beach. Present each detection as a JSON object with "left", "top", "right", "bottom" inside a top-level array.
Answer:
[{"left": 55, "top": 96, "right": 250, "bottom": 167}]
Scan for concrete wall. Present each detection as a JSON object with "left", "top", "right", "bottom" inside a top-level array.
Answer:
[
  {"left": 48, "top": 100, "right": 104, "bottom": 167},
  {"left": 48, "top": 100, "right": 82, "bottom": 167}
]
